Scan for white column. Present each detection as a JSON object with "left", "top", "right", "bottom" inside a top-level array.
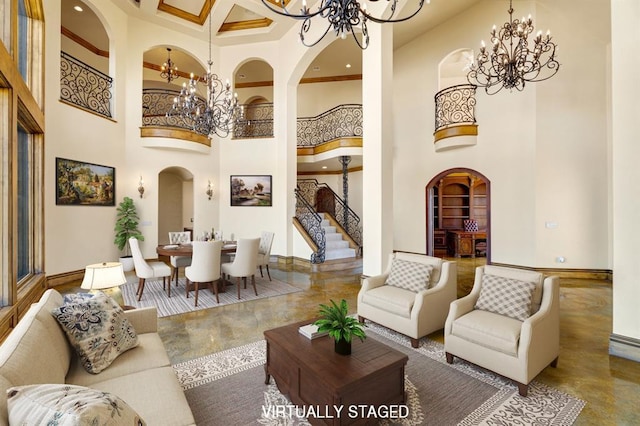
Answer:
[
  {"left": 611, "top": 0, "right": 640, "bottom": 361},
  {"left": 362, "top": 24, "right": 394, "bottom": 276}
]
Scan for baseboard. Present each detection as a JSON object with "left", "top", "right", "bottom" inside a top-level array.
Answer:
[
  {"left": 488, "top": 262, "right": 612, "bottom": 281},
  {"left": 609, "top": 333, "right": 640, "bottom": 362},
  {"left": 46, "top": 269, "right": 84, "bottom": 288}
]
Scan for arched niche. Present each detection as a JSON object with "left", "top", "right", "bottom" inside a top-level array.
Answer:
[
  {"left": 438, "top": 48, "right": 475, "bottom": 90},
  {"left": 60, "top": 0, "right": 110, "bottom": 75}
]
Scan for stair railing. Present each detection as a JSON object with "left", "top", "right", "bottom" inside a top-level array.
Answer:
[
  {"left": 295, "top": 189, "right": 326, "bottom": 263},
  {"left": 297, "top": 179, "right": 362, "bottom": 255},
  {"left": 297, "top": 104, "right": 363, "bottom": 147},
  {"left": 434, "top": 84, "right": 477, "bottom": 132}
]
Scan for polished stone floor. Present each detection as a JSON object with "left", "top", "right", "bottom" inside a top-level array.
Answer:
[{"left": 62, "top": 257, "right": 640, "bottom": 425}]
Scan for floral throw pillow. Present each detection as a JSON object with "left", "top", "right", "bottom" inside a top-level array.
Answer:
[
  {"left": 51, "top": 292, "right": 138, "bottom": 374},
  {"left": 7, "top": 384, "right": 145, "bottom": 425}
]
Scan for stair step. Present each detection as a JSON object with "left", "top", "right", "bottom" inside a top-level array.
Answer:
[
  {"left": 322, "top": 225, "right": 336, "bottom": 234},
  {"left": 324, "top": 247, "right": 356, "bottom": 260},
  {"left": 326, "top": 240, "right": 349, "bottom": 249},
  {"left": 325, "top": 233, "right": 343, "bottom": 241}
]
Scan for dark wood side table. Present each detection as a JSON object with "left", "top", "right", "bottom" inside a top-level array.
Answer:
[
  {"left": 264, "top": 320, "right": 408, "bottom": 425},
  {"left": 447, "top": 230, "right": 487, "bottom": 257}
]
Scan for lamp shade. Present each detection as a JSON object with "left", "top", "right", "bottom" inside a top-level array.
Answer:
[{"left": 81, "top": 262, "right": 127, "bottom": 290}]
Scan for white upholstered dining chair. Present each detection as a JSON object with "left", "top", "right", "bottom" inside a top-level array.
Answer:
[
  {"left": 129, "top": 237, "right": 172, "bottom": 301},
  {"left": 168, "top": 231, "right": 192, "bottom": 287},
  {"left": 185, "top": 240, "right": 223, "bottom": 306},
  {"left": 257, "top": 231, "right": 275, "bottom": 281},
  {"left": 221, "top": 238, "right": 260, "bottom": 299}
]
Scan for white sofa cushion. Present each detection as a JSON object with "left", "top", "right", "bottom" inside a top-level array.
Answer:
[
  {"left": 361, "top": 285, "right": 416, "bottom": 319},
  {"left": 51, "top": 292, "right": 139, "bottom": 374},
  {"left": 7, "top": 384, "right": 145, "bottom": 425},
  {"left": 451, "top": 310, "right": 523, "bottom": 356},
  {"left": 385, "top": 258, "right": 434, "bottom": 292},
  {"left": 474, "top": 274, "right": 536, "bottom": 321}
]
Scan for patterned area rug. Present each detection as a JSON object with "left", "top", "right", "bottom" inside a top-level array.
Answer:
[
  {"left": 173, "top": 322, "right": 585, "bottom": 425},
  {"left": 121, "top": 276, "right": 302, "bottom": 318}
]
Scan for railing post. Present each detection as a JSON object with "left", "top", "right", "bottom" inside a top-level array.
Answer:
[{"left": 339, "top": 156, "right": 351, "bottom": 234}]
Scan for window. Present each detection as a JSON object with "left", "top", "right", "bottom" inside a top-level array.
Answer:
[{"left": 17, "top": 126, "right": 32, "bottom": 283}]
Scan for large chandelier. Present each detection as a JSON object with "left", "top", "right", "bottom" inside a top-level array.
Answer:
[
  {"left": 160, "top": 48, "right": 179, "bottom": 83},
  {"left": 261, "top": 0, "right": 428, "bottom": 49},
  {"left": 166, "top": 13, "right": 240, "bottom": 138},
  {"left": 467, "top": 0, "right": 559, "bottom": 95}
]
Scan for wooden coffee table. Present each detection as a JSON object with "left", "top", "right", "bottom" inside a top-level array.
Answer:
[{"left": 264, "top": 320, "right": 408, "bottom": 425}]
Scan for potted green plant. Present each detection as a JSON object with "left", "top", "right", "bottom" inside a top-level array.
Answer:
[
  {"left": 114, "top": 196, "right": 144, "bottom": 271},
  {"left": 314, "top": 299, "right": 366, "bottom": 355}
]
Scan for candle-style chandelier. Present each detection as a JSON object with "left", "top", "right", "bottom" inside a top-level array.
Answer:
[
  {"left": 467, "top": 0, "right": 559, "bottom": 95},
  {"left": 166, "top": 12, "right": 240, "bottom": 138},
  {"left": 160, "top": 48, "right": 179, "bottom": 83},
  {"left": 261, "top": 0, "right": 428, "bottom": 49}
]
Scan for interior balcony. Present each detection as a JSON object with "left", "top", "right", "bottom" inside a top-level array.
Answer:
[{"left": 433, "top": 84, "right": 478, "bottom": 152}]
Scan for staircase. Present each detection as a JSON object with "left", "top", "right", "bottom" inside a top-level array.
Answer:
[{"left": 321, "top": 215, "right": 356, "bottom": 260}]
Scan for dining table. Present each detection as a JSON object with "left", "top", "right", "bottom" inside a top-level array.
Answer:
[{"left": 156, "top": 241, "right": 238, "bottom": 292}]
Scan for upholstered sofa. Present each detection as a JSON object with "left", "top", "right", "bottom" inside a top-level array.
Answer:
[
  {"left": 357, "top": 252, "right": 457, "bottom": 348},
  {"left": 0, "top": 289, "right": 195, "bottom": 425}
]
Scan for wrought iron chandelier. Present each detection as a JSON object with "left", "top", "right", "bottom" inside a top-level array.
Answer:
[
  {"left": 261, "top": 0, "right": 428, "bottom": 49},
  {"left": 166, "top": 13, "right": 240, "bottom": 138},
  {"left": 160, "top": 48, "right": 179, "bottom": 83},
  {"left": 467, "top": 0, "right": 559, "bottom": 95}
]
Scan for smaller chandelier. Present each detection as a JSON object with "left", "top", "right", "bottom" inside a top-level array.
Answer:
[
  {"left": 160, "top": 48, "right": 179, "bottom": 83},
  {"left": 467, "top": 0, "right": 559, "bottom": 95},
  {"left": 166, "top": 14, "right": 240, "bottom": 139},
  {"left": 261, "top": 0, "right": 428, "bottom": 49}
]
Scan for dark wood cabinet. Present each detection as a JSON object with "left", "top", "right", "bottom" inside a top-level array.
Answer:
[{"left": 447, "top": 230, "right": 487, "bottom": 258}]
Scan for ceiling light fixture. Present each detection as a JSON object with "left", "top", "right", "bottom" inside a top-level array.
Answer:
[
  {"left": 261, "top": 0, "right": 429, "bottom": 49},
  {"left": 160, "top": 48, "right": 179, "bottom": 83},
  {"left": 467, "top": 0, "right": 559, "bottom": 95},
  {"left": 73, "top": 5, "right": 83, "bottom": 12},
  {"left": 167, "top": 13, "right": 240, "bottom": 139}
]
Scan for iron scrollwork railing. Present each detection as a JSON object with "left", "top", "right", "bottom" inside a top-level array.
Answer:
[
  {"left": 142, "top": 88, "right": 207, "bottom": 134},
  {"left": 233, "top": 103, "right": 274, "bottom": 139},
  {"left": 295, "top": 189, "right": 326, "bottom": 263},
  {"left": 297, "top": 104, "right": 363, "bottom": 147},
  {"left": 297, "top": 179, "right": 362, "bottom": 255},
  {"left": 60, "top": 52, "right": 113, "bottom": 118},
  {"left": 434, "top": 84, "right": 477, "bottom": 132}
]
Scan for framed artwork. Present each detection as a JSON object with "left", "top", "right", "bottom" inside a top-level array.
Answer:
[
  {"left": 55, "top": 157, "right": 115, "bottom": 206},
  {"left": 230, "top": 175, "right": 272, "bottom": 206}
]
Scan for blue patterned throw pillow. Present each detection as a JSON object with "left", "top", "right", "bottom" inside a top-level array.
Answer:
[
  {"left": 51, "top": 292, "right": 138, "bottom": 374},
  {"left": 385, "top": 258, "right": 434, "bottom": 292},
  {"left": 7, "top": 384, "right": 145, "bottom": 425},
  {"left": 474, "top": 274, "right": 536, "bottom": 321}
]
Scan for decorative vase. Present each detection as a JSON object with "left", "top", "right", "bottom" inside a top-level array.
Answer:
[{"left": 334, "top": 339, "right": 351, "bottom": 355}]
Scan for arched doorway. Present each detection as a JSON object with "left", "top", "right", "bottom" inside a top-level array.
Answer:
[
  {"left": 425, "top": 168, "right": 491, "bottom": 262},
  {"left": 157, "top": 167, "right": 194, "bottom": 245}
]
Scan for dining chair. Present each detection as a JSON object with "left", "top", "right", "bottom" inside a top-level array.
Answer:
[
  {"left": 221, "top": 238, "right": 260, "bottom": 299},
  {"left": 129, "top": 237, "right": 172, "bottom": 301},
  {"left": 185, "top": 240, "right": 223, "bottom": 306},
  {"left": 257, "top": 231, "right": 275, "bottom": 281},
  {"left": 168, "top": 231, "right": 192, "bottom": 287}
]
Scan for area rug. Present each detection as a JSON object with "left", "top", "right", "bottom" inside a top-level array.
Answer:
[
  {"left": 173, "top": 322, "right": 585, "bottom": 425},
  {"left": 121, "top": 276, "right": 302, "bottom": 318}
]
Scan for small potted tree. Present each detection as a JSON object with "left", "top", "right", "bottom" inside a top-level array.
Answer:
[
  {"left": 114, "top": 196, "right": 144, "bottom": 271},
  {"left": 314, "top": 299, "right": 366, "bottom": 355}
]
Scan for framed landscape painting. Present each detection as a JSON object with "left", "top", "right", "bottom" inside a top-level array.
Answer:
[
  {"left": 55, "top": 157, "right": 115, "bottom": 206},
  {"left": 230, "top": 175, "right": 272, "bottom": 207}
]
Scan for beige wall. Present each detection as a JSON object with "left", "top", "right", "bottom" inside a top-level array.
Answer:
[{"left": 392, "top": 0, "right": 610, "bottom": 269}]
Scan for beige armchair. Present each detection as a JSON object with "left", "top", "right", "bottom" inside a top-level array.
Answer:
[
  {"left": 444, "top": 265, "right": 560, "bottom": 396},
  {"left": 357, "top": 252, "right": 457, "bottom": 348}
]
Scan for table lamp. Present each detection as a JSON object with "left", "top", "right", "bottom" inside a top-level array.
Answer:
[{"left": 81, "top": 262, "right": 127, "bottom": 307}]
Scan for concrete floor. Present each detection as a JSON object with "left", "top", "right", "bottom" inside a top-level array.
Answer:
[{"left": 62, "top": 257, "right": 640, "bottom": 425}]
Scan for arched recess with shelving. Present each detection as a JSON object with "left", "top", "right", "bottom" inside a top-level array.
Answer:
[{"left": 425, "top": 168, "right": 490, "bottom": 262}]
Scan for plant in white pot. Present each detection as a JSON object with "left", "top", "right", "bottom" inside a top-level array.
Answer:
[
  {"left": 314, "top": 299, "right": 366, "bottom": 355},
  {"left": 114, "top": 196, "right": 144, "bottom": 271}
]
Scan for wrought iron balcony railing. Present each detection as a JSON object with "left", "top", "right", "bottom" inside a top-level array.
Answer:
[
  {"left": 295, "top": 189, "right": 326, "bottom": 263},
  {"left": 233, "top": 103, "right": 274, "bottom": 139},
  {"left": 297, "top": 179, "right": 362, "bottom": 254},
  {"left": 142, "top": 88, "right": 205, "bottom": 133},
  {"left": 297, "top": 104, "right": 363, "bottom": 147},
  {"left": 60, "top": 52, "right": 113, "bottom": 119},
  {"left": 434, "top": 84, "right": 477, "bottom": 132}
]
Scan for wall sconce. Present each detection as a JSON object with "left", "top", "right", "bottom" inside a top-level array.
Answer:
[
  {"left": 138, "top": 176, "right": 145, "bottom": 198},
  {"left": 206, "top": 180, "right": 214, "bottom": 200}
]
